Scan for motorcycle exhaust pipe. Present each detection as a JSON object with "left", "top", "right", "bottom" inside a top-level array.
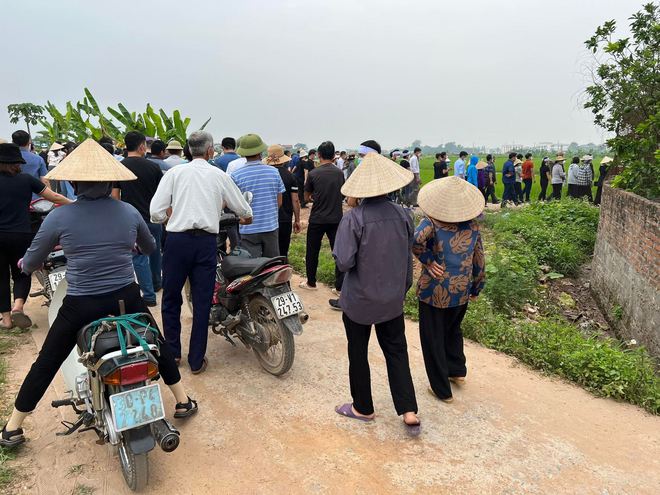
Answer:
[
  {"left": 299, "top": 312, "right": 309, "bottom": 324},
  {"left": 151, "top": 419, "right": 180, "bottom": 453}
]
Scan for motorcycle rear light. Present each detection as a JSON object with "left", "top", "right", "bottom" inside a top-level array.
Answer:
[
  {"left": 102, "top": 362, "right": 159, "bottom": 386},
  {"left": 227, "top": 275, "right": 252, "bottom": 293},
  {"left": 263, "top": 266, "right": 293, "bottom": 286}
]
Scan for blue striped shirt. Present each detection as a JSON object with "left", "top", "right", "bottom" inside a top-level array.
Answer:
[{"left": 231, "top": 161, "right": 285, "bottom": 234}]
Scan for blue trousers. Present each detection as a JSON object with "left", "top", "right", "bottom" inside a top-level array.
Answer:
[
  {"left": 501, "top": 182, "right": 518, "bottom": 206},
  {"left": 148, "top": 223, "right": 163, "bottom": 290},
  {"left": 132, "top": 253, "right": 156, "bottom": 304},
  {"left": 161, "top": 232, "right": 216, "bottom": 371}
]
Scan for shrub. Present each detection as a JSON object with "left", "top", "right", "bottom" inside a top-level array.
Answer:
[{"left": 463, "top": 299, "right": 660, "bottom": 414}]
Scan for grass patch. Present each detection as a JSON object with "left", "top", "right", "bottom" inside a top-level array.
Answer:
[
  {"left": 463, "top": 299, "right": 660, "bottom": 413},
  {"left": 288, "top": 233, "right": 337, "bottom": 287},
  {"left": 72, "top": 484, "right": 96, "bottom": 495}
]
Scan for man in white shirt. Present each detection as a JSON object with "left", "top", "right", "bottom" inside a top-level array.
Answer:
[
  {"left": 226, "top": 156, "right": 247, "bottom": 175},
  {"left": 454, "top": 151, "right": 468, "bottom": 179},
  {"left": 150, "top": 131, "right": 252, "bottom": 374},
  {"left": 409, "top": 147, "right": 422, "bottom": 206},
  {"left": 336, "top": 150, "right": 346, "bottom": 172}
]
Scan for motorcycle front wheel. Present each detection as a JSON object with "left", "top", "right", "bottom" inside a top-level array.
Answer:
[
  {"left": 118, "top": 440, "right": 149, "bottom": 492},
  {"left": 249, "top": 295, "right": 295, "bottom": 376}
]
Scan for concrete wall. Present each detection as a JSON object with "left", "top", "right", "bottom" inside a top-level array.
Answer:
[{"left": 591, "top": 185, "right": 660, "bottom": 358}]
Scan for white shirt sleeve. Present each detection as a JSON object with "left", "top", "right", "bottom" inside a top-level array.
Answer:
[
  {"left": 149, "top": 171, "right": 174, "bottom": 224},
  {"left": 221, "top": 174, "right": 253, "bottom": 218}
]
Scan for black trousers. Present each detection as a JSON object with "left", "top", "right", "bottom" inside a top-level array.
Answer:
[
  {"left": 0, "top": 232, "right": 33, "bottom": 313},
  {"left": 551, "top": 183, "right": 563, "bottom": 200},
  {"left": 538, "top": 181, "right": 549, "bottom": 201},
  {"left": 343, "top": 313, "right": 418, "bottom": 416},
  {"left": 485, "top": 184, "right": 498, "bottom": 203},
  {"left": 278, "top": 221, "right": 293, "bottom": 260},
  {"left": 15, "top": 283, "right": 180, "bottom": 413},
  {"left": 305, "top": 223, "right": 343, "bottom": 290},
  {"left": 514, "top": 182, "right": 523, "bottom": 203},
  {"left": 418, "top": 301, "right": 468, "bottom": 400}
]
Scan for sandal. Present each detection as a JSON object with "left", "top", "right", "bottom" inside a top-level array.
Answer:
[
  {"left": 191, "top": 357, "right": 208, "bottom": 375},
  {"left": 403, "top": 419, "right": 422, "bottom": 437},
  {"left": 10, "top": 311, "right": 32, "bottom": 330},
  {"left": 449, "top": 376, "right": 466, "bottom": 384},
  {"left": 428, "top": 387, "right": 454, "bottom": 403},
  {"left": 334, "top": 403, "right": 374, "bottom": 422},
  {"left": 0, "top": 425, "right": 26, "bottom": 448},
  {"left": 174, "top": 397, "right": 198, "bottom": 419}
]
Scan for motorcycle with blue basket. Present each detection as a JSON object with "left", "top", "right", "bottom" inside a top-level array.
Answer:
[
  {"left": 209, "top": 214, "right": 308, "bottom": 376},
  {"left": 51, "top": 287, "right": 179, "bottom": 492}
]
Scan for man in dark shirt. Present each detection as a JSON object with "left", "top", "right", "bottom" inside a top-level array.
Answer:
[
  {"left": 112, "top": 131, "right": 162, "bottom": 305},
  {"left": 294, "top": 149, "right": 316, "bottom": 207},
  {"left": 433, "top": 151, "right": 449, "bottom": 179},
  {"left": 500, "top": 152, "right": 518, "bottom": 208},
  {"left": 300, "top": 141, "right": 344, "bottom": 294},
  {"left": 265, "top": 145, "right": 301, "bottom": 259}
]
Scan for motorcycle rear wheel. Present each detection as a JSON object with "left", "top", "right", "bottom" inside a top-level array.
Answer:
[
  {"left": 118, "top": 440, "right": 149, "bottom": 492},
  {"left": 249, "top": 295, "right": 295, "bottom": 376}
]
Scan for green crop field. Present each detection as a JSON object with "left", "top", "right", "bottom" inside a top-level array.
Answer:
[{"left": 417, "top": 154, "right": 602, "bottom": 201}]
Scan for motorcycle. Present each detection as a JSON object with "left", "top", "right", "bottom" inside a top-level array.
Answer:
[
  {"left": 208, "top": 214, "right": 308, "bottom": 376},
  {"left": 50, "top": 280, "right": 180, "bottom": 491},
  {"left": 28, "top": 198, "right": 66, "bottom": 305}
]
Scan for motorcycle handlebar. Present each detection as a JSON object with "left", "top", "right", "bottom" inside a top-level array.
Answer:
[{"left": 219, "top": 214, "right": 239, "bottom": 228}]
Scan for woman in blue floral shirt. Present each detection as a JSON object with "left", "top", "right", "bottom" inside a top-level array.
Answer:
[{"left": 413, "top": 176, "right": 485, "bottom": 402}]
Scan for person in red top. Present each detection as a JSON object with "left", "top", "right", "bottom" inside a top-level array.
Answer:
[{"left": 521, "top": 153, "right": 534, "bottom": 202}]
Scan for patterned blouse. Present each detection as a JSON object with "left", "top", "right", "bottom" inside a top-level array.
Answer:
[{"left": 412, "top": 217, "right": 486, "bottom": 308}]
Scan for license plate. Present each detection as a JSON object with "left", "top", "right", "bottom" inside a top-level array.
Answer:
[
  {"left": 48, "top": 270, "right": 66, "bottom": 291},
  {"left": 271, "top": 291, "right": 304, "bottom": 319},
  {"left": 109, "top": 383, "right": 165, "bottom": 432}
]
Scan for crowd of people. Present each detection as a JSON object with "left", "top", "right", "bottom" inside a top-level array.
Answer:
[{"left": 0, "top": 126, "right": 609, "bottom": 447}]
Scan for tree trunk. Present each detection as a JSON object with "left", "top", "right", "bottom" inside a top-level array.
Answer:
[{"left": 26, "top": 120, "right": 31, "bottom": 136}]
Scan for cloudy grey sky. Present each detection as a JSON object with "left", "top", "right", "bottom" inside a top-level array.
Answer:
[{"left": 0, "top": 0, "right": 641, "bottom": 149}]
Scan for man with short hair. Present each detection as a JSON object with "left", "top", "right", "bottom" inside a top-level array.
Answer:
[
  {"left": 485, "top": 154, "right": 499, "bottom": 203},
  {"left": 113, "top": 131, "right": 164, "bottom": 304},
  {"left": 231, "top": 134, "right": 286, "bottom": 258},
  {"left": 151, "top": 131, "right": 252, "bottom": 374},
  {"left": 12, "top": 130, "right": 48, "bottom": 197},
  {"left": 336, "top": 150, "right": 346, "bottom": 172},
  {"left": 433, "top": 151, "right": 449, "bottom": 179},
  {"left": 149, "top": 139, "right": 172, "bottom": 173},
  {"left": 500, "top": 152, "right": 518, "bottom": 207},
  {"left": 409, "top": 147, "right": 422, "bottom": 205},
  {"left": 165, "top": 141, "right": 187, "bottom": 166},
  {"left": 454, "top": 151, "right": 468, "bottom": 179},
  {"left": 212, "top": 137, "right": 239, "bottom": 172},
  {"left": 300, "top": 141, "right": 345, "bottom": 294},
  {"left": 296, "top": 149, "right": 316, "bottom": 208}
]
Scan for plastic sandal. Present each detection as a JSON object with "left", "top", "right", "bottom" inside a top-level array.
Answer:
[{"left": 174, "top": 397, "right": 198, "bottom": 419}]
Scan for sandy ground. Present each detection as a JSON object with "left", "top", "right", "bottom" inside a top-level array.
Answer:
[{"left": 2, "top": 274, "right": 658, "bottom": 495}]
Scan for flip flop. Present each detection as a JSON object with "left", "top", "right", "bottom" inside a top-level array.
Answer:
[
  {"left": 334, "top": 403, "right": 374, "bottom": 422},
  {"left": 404, "top": 420, "right": 422, "bottom": 437},
  {"left": 449, "top": 376, "right": 466, "bottom": 385},
  {"left": 191, "top": 357, "right": 208, "bottom": 375},
  {"left": 428, "top": 387, "right": 454, "bottom": 403},
  {"left": 0, "top": 426, "right": 26, "bottom": 448},
  {"left": 10, "top": 311, "right": 32, "bottom": 329}
]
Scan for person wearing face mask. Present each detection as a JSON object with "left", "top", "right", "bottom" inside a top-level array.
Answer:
[{"left": 1, "top": 139, "right": 199, "bottom": 448}]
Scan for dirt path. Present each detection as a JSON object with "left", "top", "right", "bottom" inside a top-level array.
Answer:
[{"left": 4, "top": 276, "right": 660, "bottom": 494}]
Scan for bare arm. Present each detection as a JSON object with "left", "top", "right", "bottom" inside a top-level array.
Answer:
[{"left": 39, "top": 187, "right": 72, "bottom": 205}]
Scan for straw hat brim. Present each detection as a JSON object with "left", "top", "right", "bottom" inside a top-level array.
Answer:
[
  {"left": 600, "top": 156, "right": 614, "bottom": 164},
  {"left": 418, "top": 176, "right": 485, "bottom": 223},
  {"left": 265, "top": 155, "right": 292, "bottom": 166},
  {"left": 49, "top": 143, "right": 65, "bottom": 151},
  {"left": 476, "top": 161, "right": 488, "bottom": 170},
  {"left": 45, "top": 138, "right": 137, "bottom": 181},
  {"left": 340, "top": 153, "right": 414, "bottom": 198}
]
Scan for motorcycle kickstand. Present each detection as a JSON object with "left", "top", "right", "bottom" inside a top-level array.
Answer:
[{"left": 56, "top": 411, "right": 95, "bottom": 436}]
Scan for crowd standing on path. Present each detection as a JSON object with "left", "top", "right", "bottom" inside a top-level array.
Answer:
[{"left": 0, "top": 127, "right": 615, "bottom": 451}]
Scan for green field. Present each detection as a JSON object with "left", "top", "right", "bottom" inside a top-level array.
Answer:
[{"left": 418, "top": 155, "right": 601, "bottom": 201}]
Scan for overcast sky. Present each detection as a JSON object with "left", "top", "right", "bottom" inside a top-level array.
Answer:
[{"left": 0, "top": 0, "right": 641, "bottom": 149}]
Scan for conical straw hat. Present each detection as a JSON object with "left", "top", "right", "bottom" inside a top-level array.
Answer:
[
  {"left": 46, "top": 138, "right": 136, "bottom": 181},
  {"left": 418, "top": 176, "right": 485, "bottom": 223},
  {"left": 341, "top": 152, "right": 414, "bottom": 198},
  {"left": 49, "top": 142, "right": 64, "bottom": 151}
]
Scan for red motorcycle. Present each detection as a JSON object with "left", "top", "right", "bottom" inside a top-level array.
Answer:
[{"left": 208, "top": 215, "right": 308, "bottom": 376}]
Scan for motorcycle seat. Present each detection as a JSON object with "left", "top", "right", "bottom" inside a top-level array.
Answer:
[
  {"left": 221, "top": 256, "right": 287, "bottom": 280},
  {"left": 76, "top": 321, "right": 158, "bottom": 358}
]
